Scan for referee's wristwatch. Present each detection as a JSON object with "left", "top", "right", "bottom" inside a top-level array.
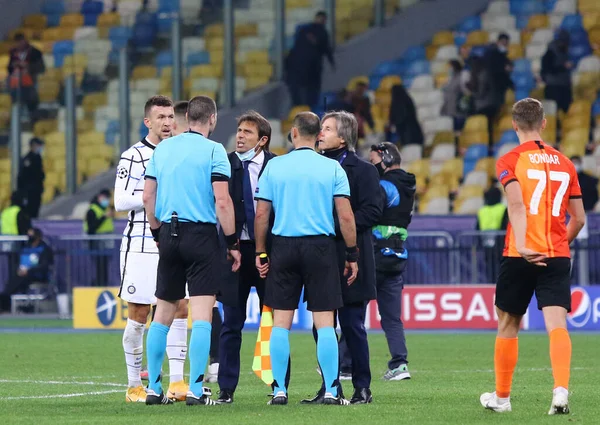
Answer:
[{"left": 225, "top": 233, "right": 240, "bottom": 251}]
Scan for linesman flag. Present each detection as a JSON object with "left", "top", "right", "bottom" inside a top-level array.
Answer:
[{"left": 252, "top": 305, "right": 274, "bottom": 386}]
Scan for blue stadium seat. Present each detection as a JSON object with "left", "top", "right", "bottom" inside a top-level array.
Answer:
[
  {"left": 186, "top": 51, "right": 210, "bottom": 66},
  {"left": 560, "top": 14, "right": 583, "bottom": 32},
  {"left": 401, "top": 46, "right": 426, "bottom": 62},
  {"left": 515, "top": 14, "right": 531, "bottom": 30},
  {"left": 109, "top": 26, "right": 132, "bottom": 49},
  {"left": 156, "top": 50, "right": 173, "bottom": 69},
  {"left": 454, "top": 33, "right": 467, "bottom": 46},
  {"left": 105, "top": 121, "right": 120, "bottom": 145},
  {"left": 512, "top": 71, "right": 535, "bottom": 91},
  {"left": 544, "top": 0, "right": 558, "bottom": 12},
  {"left": 158, "top": 0, "right": 180, "bottom": 13},
  {"left": 593, "top": 99, "right": 600, "bottom": 117},
  {"left": 569, "top": 43, "right": 592, "bottom": 64},
  {"left": 403, "top": 60, "right": 430, "bottom": 77},
  {"left": 469, "top": 45, "right": 487, "bottom": 58},
  {"left": 510, "top": 0, "right": 545, "bottom": 16},
  {"left": 498, "top": 130, "right": 519, "bottom": 146},
  {"left": 108, "top": 49, "right": 120, "bottom": 64},
  {"left": 42, "top": 0, "right": 65, "bottom": 15},
  {"left": 53, "top": 40, "right": 74, "bottom": 67},
  {"left": 157, "top": 14, "right": 176, "bottom": 33},
  {"left": 138, "top": 120, "right": 147, "bottom": 139},
  {"left": 515, "top": 88, "right": 530, "bottom": 101},
  {"left": 82, "top": 0, "right": 103, "bottom": 26},
  {"left": 133, "top": 24, "right": 156, "bottom": 48},
  {"left": 46, "top": 13, "right": 62, "bottom": 27},
  {"left": 371, "top": 60, "right": 405, "bottom": 77},
  {"left": 464, "top": 144, "right": 488, "bottom": 161},
  {"left": 570, "top": 29, "right": 589, "bottom": 45},
  {"left": 369, "top": 75, "right": 383, "bottom": 90},
  {"left": 513, "top": 58, "right": 531, "bottom": 73},
  {"left": 456, "top": 16, "right": 481, "bottom": 33},
  {"left": 463, "top": 160, "right": 477, "bottom": 177},
  {"left": 135, "top": 12, "right": 158, "bottom": 27}
]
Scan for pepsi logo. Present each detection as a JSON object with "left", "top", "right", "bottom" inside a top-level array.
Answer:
[{"left": 567, "top": 288, "right": 591, "bottom": 328}]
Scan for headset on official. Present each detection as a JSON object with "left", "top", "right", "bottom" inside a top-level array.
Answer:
[{"left": 373, "top": 143, "right": 395, "bottom": 167}]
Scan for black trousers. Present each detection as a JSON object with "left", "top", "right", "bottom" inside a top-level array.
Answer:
[
  {"left": 312, "top": 301, "right": 371, "bottom": 389},
  {"left": 0, "top": 275, "right": 35, "bottom": 311},
  {"left": 25, "top": 191, "right": 42, "bottom": 219}
]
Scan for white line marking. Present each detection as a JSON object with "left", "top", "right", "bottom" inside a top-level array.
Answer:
[
  {"left": 0, "top": 379, "right": 126, "bottom": 387},
  {"left": 0, "top": 390, "right": 123, "bottom": 401}
]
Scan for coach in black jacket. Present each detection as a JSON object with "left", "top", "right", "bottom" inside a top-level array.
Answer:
[
  {"left": 216, "top": 111, "right": 277, "bottom": 404},
  {"left": 303, "top": 111, "right": 383, "bottom": 405}
]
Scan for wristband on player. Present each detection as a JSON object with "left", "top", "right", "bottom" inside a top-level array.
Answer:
[
  {"left": 151, "top": 227, "right": 160, "bottom": 242},
  {"left": 345, "top": 245, "right": 359, "bottom": 263},
  {"left": 256, "top": 252, "right": 269, "bottom": 264},
  {"left": 225, "top": 233, "right": 239, "bottom": 250}
]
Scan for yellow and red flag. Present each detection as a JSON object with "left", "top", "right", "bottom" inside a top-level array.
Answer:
[{"left": 252, "top": 305, "right": 274, "bottom": 386}]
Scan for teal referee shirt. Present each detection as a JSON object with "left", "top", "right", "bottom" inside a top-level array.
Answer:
[
  {"left": 145, "top": 131, "right": 230, "bottom": 224},
  {"left": 254, "top": 147, "right": 350, "bottom": 237}
]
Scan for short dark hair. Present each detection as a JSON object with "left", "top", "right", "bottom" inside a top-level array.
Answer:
[
  {"left": 293, "top": 112, "right": 321, "bottom": 139},
  {"left": 144, "top": 95, "right": 173, "bottom": 118},
  {"left": 30, "top": 227, "right": 43, "bottom": 240},
  {"left": 315, "top": 11, "right": 327, "bottom": 20},
  {"left": 237, "top": 110, "right": 272, "bottom": 151},
  {"left": 449, "top": 59, "right": 463, "bottom": 73},
  {"left": 187, "top": 96, "right": 217, "bottom": 125},
  {"left": 174, "top": 101, "right": 188, "bottom": 119},
  {"left": 30, "top": 137, "right": 44, "bottom": 147},
  {"left": 498, "top": 33, "right": 510, "bottom": 42},
  {"left": 98, "top": 188, "right": 111, "bottom": 198},
  {"left": 13, "top": 32, "right": 25, "bottom": 42},
  {"left": 512, "top": 98, "right": 545, "bottom": 131},
  {"left": 371, "top": 142, "right": 402, "bottom": 166}
]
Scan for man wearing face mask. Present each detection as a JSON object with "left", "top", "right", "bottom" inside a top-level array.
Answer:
[
  {"left": 302, "top": 111, "right": 382, "bottom": 405},
  {"left": 542, "top": 30, "right": 573, "bottom": 113},
  {"left": 484, "top": 33, "right": 513, "bottom": 105},
  {"left": 216, "top": 110, "right": 279, "bottom": 404},
  {"left": 369, "top": 142, "right": 416, "bottom": 381},
  {"left": 84, "top": 189, "right": 114, "bottom": 287},
  {"left": 0, "top": 228, "right": 53, "bottom": 313},
  {"left": 17, "top": 137, "right": 45, "bottom": 219}
]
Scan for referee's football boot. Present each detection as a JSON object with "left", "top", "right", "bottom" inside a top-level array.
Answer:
[
  {"left": 350, "top": 388, "right": 373, "bottom": 404},
  {"left": 145, "top": 388, "right": 174, "bottom": 405},
  {"left": 323, "top": 392, "right": 351, "bottom": 406},
  {"left": 301, "top": 380, "right": 344, "bottom": 404},
  {"left": 186, "top": 387, "right": 217, "bottom": 406},
  {"left": 268, "top": 391, "right": 288, "bottom": 405}
]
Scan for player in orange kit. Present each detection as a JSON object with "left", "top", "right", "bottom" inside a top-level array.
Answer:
[{"left": 480, "top": 98, "right": 586, "bottom": 415}]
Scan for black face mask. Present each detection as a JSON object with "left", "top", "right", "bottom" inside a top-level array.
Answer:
[
  {"left": 28, "top": 236, "right": 37, "bottom": 244},
  {"left": 375, "top": 162, "right": 386, "bottom": 176}
]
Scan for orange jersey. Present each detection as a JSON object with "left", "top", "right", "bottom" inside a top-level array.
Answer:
[{"left": 496, "top": 140, "right": 582, "bottom": 258}]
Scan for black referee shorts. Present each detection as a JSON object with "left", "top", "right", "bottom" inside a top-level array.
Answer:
[
  {"left": 264, "top": 235, "right": 343, "bottom": 312},
  {"left": 156, "top": 222, "right": 220, "bottom": 301},
  {"left": 495, "top": 256, "right": 572, "bottom": 316}
]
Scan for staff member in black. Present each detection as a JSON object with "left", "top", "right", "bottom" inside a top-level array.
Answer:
[
  {"left": 17, "top": 137, "right": 45, "bottom": 218},
  {"left": 216, "top": 110, "right": 279, "bottom": 404},
  {"left": 303, "top": 111, "right": 383, "bottom": 405}
]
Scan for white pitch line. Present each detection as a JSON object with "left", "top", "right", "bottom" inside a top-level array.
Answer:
[
  {"left": 0, "top": 379, "right": 126, "bottom": 387},
  {"left": 0, "top": 390, "right": 123, "bottom": 401}
]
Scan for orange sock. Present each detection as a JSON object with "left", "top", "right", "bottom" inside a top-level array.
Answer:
[
  {"left": 495, "top": 337, "right": 518, "bottom": 398},
  {"left": 549, "top": 328, "right": 571, "bottom": 390}
]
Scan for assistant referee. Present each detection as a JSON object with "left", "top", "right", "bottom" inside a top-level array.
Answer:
[
  {"left": 142, "top": 96, "right": 241, "bottom": 406},
  {"left": 254, "top": 111, "right": 359, "bottom": 406}
]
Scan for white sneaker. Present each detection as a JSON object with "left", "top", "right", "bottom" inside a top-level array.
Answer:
[
  {"left": 548, "top": 387, "right": 569, "bottom": 415},
  {"left": 204, "top": 363, "right": 219, "bottom": 383},
  {"left": 480, "top": 391, "right": 512, "bottom": 413}
]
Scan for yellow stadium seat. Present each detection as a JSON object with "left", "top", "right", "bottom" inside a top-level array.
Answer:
[
  {"left": 45, "top": 131, "right": 65, "bottom": 146},
  {"left": 527, "top": 14, "right": 549, "bottom": 30},
  {"left": 64, "top": 54, "right": 88, "bottom": 69},
  {"left": 39, "top": 82, "right": 61, "bottom": 103},
  {"left": 77, "top": 119, "right": 95, "bottom": 133},
  {"left": 435, "top": 73, "right": 449, "bottom": 88},
  {"left": 287, "top": 105, "right": 311, "bottom": 120},
  {"left": 206, "top": 38, "right": 225, "bottom": 51},
  {"left": 475, "top": 158, "right": 496, "bottom": 177},
  {"left": 579, "top": 0, "right": 600, "bottom": 13},
  {"left": 563, "top": 115, "right": 591, "bottom": 133},
  {"left": 567, "top": 100, "right": 592, "bottom": 119},
  {"left": 521, "top": 31, "right": 533, "bottom": 47},
  {"left": 58, "top": 27, "right": 77, "bottom": 41},
  {"left": 429, "top": 172, "right": 460, "bottom": 192},
  {"left": 33, "top": 119, "right": 58, "bottom": 137},
  {"left": 456, "top": 185, "right": 484, "bottom": 202},
  {"left": 235, "top": 23, "right": 258, "bottom": 37},
  {"left": 426, "top": 45, "right": 439, "bottom": 61},
  {"left": 79, "top": 131, "right": 106, "bottom": 146},
  {"left": 433, "top": 131, "right": 455, "bottom": 145},
  {"left": 245, "top": 50, "right": 269, "bottom": 64},
  {"left": 210, "top": 50, "right": 224, "bottom": 64},
  {"left": 132, "top": 65, "right": 157, "bottom": 80},
  {"left": 205, "top": 24, "right": 224, "bottom": 37},
  {"left": 406, "top": 158, "right": 430, "bottom": 178},
  {"left": 60, "top": 13, "right": 84, "bottom": 28},
  {"left": 348, "top": 20, "right": 370, "bottom": 37},
  {"left": 160, "top": 66, "right": 172, "bottom": 78},
  {"left": 0, "top": 42, "right": 12, "bottom": 55},
  {"left": 41, "top": 28, "right": 60, "bottom": 42},
  {"left": 423, "top": 185, "right": 450, "bottom": 201},
  {"left": 24, "top": 14, "right": 47, "bottom": 30},
  {"left": 432, "top": 31, "right": 454, "bottom": 46},
  {"left": 508, "top": 44, "right": 523, "bottom": 60},
  {"left": 466, "top": 31, "right": 489, "bottom": 46},
  {"left": 375, "top": 89, "right": 392, "bottom": 108},
  {"left": 464, "top": 115, "right": 488, "bottom": 132},
  {"left": 440, "top": 158, "right": 464, "bottom": 178},
  {"left": 244, "top": 63, "right": 273, "bottom": 78},
  {"left": 346, "top": 76, "right": 369, "bottom": 91},
  {"left": 589, "top": 27, "right": 600, "bottom": 45},
  {"left": 39, "top": 68, "right": 63, "bottom": 83},
  {"left": 97, "top": 12, "right": 120, "bottom": 27},
  {"left": 82, "top": 93, "right": 107, "bottom": 114},
  {"left": 287, "top": 0, "right": 312, "bottom": 8},
  {"left": 0, "top": 55, "right": 10, "bottom": 70},
  {"left": 189, "top": 64, "right": 222, "bottom": 78},
  {"left": 245, "top": 77, "right": 270, "bottom": 91},
  {"left": 583, "top": 12, "right": 600, "bottom": 31},
  {"left": 560, "top": 140, "right": 586, "bottom": 158},
  {"left": 86, "top": 158, "right": 111, "bottom": 178},
  {"left": 563, "top": 128, "right": 589, "bottom": 144},
  {"left": 378, "top": 75, "right": 402, "bottom": 91}
]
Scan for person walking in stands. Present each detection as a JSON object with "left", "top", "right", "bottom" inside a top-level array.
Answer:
[
  {"left": 17, "top": 137, "right": 45, "bottom": 219},
  {"left": 85, "top": 189, "right": 114, "bottom": 286}
]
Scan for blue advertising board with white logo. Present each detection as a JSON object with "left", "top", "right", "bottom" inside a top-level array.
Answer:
[{"left": 526, "top": 286, "right": 600, "bottom": 331}]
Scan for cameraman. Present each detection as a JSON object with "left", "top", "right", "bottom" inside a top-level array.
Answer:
[{"left": 369, "top": 142, "right": 416, "bottom": 381}]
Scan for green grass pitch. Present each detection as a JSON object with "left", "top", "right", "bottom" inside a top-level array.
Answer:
[{"left": 0, "top": 320, "right": 599, "bottom": 424}]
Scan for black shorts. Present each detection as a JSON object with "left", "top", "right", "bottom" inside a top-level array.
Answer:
[
  {"left": 264, "top": 235, "right": 343, "bottom": 312},
  {"left": 495, "top": 257, "right": 572, "bottom": 316},
  {"left": 156, "top": 222, "right": 220, "bottom": 301}
]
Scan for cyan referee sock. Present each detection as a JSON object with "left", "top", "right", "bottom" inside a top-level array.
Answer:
[
  {"left": 317, "top": 327, "right": 339, "bottom": 397},
  {"left": 146, "top": 322, "right": 170, "bottom": 394},
  {"left": 270, "top": 327, "right": 290, "bottom": 395},
  {"left": 189, "top": 320, "right": 212, "bottom": 396}
]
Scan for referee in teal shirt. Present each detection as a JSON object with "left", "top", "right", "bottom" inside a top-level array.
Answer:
[
  {"left": 143, "top": 96, "right": 241, "bottom": 406},
  {"left": 254, "top": 111, "right": 359, "bottom": 406}
]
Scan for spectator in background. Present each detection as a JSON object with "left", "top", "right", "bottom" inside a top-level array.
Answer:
[
  {"left": 541, "top": 30, "right": 573, "bottom": 114},
  {"left": 1, "top": 191, "right": 31, "bottom": 236},
  {"left": 468, "top": 57, "right": 500, "bottom": 148},
  {"left": 484, "top": 33, "right": 513, "bottom": 105},
  {"left": 8, "top": 33, "right": 45, "bottom": 121},
  {"left": 0, "top": 228, "right": 53, "bottom": 313},
  {"left": 387, "top": 84, "right": 424, "bottom": 146},
  {"left": 285, "top": 11, "right": 335, "bottom": 107},
  {"left": 570, "top": 156, "right": 598, "bottom": 212},
  {"left": 348, "top": 82, "right": 374, "bottom": 139},
  {"left": 476, "top": 186, "right": 508, "bottom": 283},
  {"left": 441, "top": 60, "right": 471, "bottom": 130},
  {"left": 85, "top": 189, "right": 114, "bottom": 286},
  {"left": 17, "top": 137, "right": 45, "bottom": 219}
]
